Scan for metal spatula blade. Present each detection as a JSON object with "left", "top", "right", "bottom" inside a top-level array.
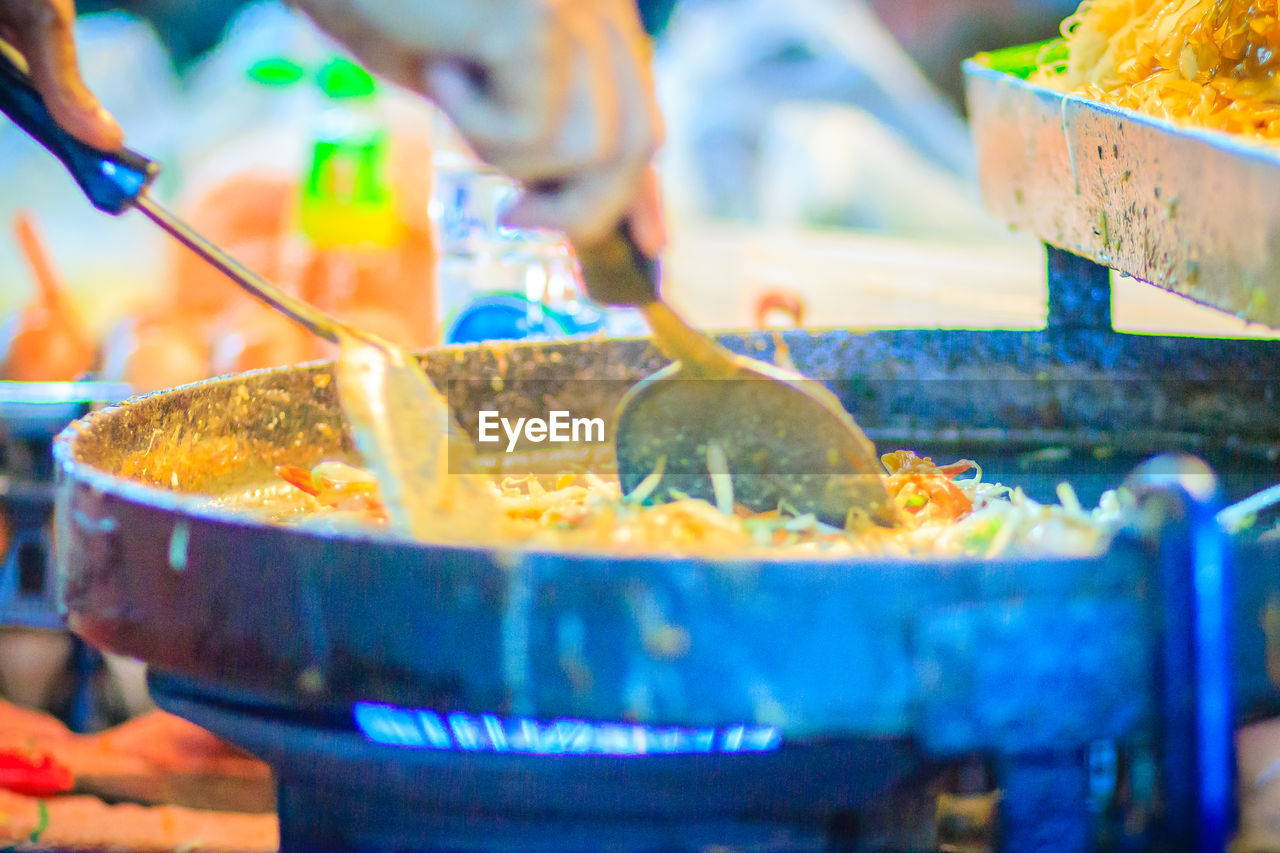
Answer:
[
  {"left": 576, "top": 226, "right": 897, "bottom": 527},
  {"left": 328, "top": 331, "right": 469, "bottom": 535},
  {"left": 614, "top": 357, "right": 894, "bottom": 526},
  {"left": 134, "top": 198, "right": 489, "bottom": 539}
]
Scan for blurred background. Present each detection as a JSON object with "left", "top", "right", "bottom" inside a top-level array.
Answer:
[
  {"left": 1, "top": 0, "right": 1270, "bottom": 404},
  {"left": 10, "top": 0, "right": 1247, "bottom": 391},
  {"left": 2, "top": 9, "right": 1280, "bottom": 850}
]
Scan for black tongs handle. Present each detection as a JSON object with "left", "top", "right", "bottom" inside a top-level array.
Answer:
[{"left": 0, "top": 42, "right": 157, "bottom": 214}]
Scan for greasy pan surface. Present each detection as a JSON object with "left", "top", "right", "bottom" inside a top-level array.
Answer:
[{"left": 54, "top": 329, "right": 1280, "bottom": 736}]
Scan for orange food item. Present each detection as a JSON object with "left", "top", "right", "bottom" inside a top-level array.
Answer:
[
  {"left": 87, "top": 711, "right": 267, "bottom": 779},
  {"left": 0, "top": 700, "right": 274, "bottom": 818},
  {"left": 0, "top": 214, "right": 96, "bottom": 382},
  {"left": 166, "top": 173, "right": 295, "bottom": 321},
  {"left": 1040, "top": 1, "right": 1280, "bottom": 143},
  {"left": 209, "top": 303, "right": 320, "bottom": 375},
  {"left": 296, "top": 235, "right": 437, "bottom": 351},
  {"left": 882, "top": 450, "right": 977, "bottom": 522},
  {"left": 0, "top": 315, "right": 94, "bottom": 382},
  {"left": 133, "top": 124, "right": 439, "bottom": 387},
  {"left": 0, "top": 789, "right": 278, "bottom": 852},
  {"left": 275, "top": 465, "right": 319, "bottom": 495},
  {"left": 100, "top": 315, "right": 211, "bottom": 394}
]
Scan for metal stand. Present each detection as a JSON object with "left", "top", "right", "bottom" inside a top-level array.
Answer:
[
  {"left": 0, "top": 472, "right": 60, "bottom": 630},
  {"left": 0, "top": 382, "right": 126, "bottom": 731},
  {"left": 979, "top": 248, "right": 1238, "bottom": 853},
  {"left": 1045, "top": 246, "right": 1113, "bottom": 332},
  {"left": 1129, "top": 455, "right": 1235, "bottom": 853}
]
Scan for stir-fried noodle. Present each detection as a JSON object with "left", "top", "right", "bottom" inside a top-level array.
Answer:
[
  {"left": 248, "top": 450, "right": 1128, "bottom": 558},
  {"left": 1035, "top": 1, "right": 1280, "bottom": 142}
]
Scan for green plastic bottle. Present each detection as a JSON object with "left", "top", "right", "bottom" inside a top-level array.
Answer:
[{"left": 299, "top": 57, "right": 401, "bottom": 249}]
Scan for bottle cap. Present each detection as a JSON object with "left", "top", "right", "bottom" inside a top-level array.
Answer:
[
  {"left": 246, "top": 56, "right": 306, "bottom": 87},
  {"left": 317, "top": 57, "right": 377, "bottom": 100}
]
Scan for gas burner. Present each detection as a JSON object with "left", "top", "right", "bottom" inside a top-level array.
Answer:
[{"left": 153, "top": 672, "right": 972, "bottom": 853}]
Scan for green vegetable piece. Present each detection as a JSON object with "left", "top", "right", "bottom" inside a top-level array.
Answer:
[
  {"left": 964, "top": 518, "right": 1004, "bottom": 550},
  {"left": 30, "top": 801, "right": 49, "bottom": 843},
  {"left": 972, "top": 39, "right": 1068, "bottom": 80}
]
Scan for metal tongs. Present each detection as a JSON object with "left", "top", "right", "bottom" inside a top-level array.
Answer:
[
  {"left": 577, "top": 229, "right": 895, "bottom": 527},
  {"left": 0, "top": 43, "right": 483, "bottom": 539}
]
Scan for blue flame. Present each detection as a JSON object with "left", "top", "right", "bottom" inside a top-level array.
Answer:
[{"left": 353, "top": 703, "right": 782, "bottom": 756}]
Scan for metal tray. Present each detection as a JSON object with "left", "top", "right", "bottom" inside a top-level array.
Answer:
[{"left": 965, "top": 48, "right": 1280, "bottom": 329}]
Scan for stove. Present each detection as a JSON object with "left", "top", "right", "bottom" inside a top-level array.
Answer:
[
  {"left": 0, "top": 381, "right": 122, "bottom": 630},
  {"left": 52, "top": 280, "right": 1280, "bottom": 852},
  {"left": 48, "top": 52, "right": 1280, "bottom": 853},
  {"left": 0, "top": 381, "right": 129, "bottom": 729},
  {"left": 154, "top": 672, "right": 955, "bottom": 852}
]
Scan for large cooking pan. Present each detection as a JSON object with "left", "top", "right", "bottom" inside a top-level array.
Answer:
[
  {"left": 53, "top": 325, "right": 1280, "bottom": 848},
  {"left": 53, "top": 325, "right": 1280, "bottom": 724}
]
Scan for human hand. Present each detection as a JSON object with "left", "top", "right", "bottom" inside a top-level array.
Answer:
[
  {"left": 295, "top": 0, "right": 665, "bottom": 249},
  {"left": 0, "top": 0, "right": 121, "bottom": 149}
]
